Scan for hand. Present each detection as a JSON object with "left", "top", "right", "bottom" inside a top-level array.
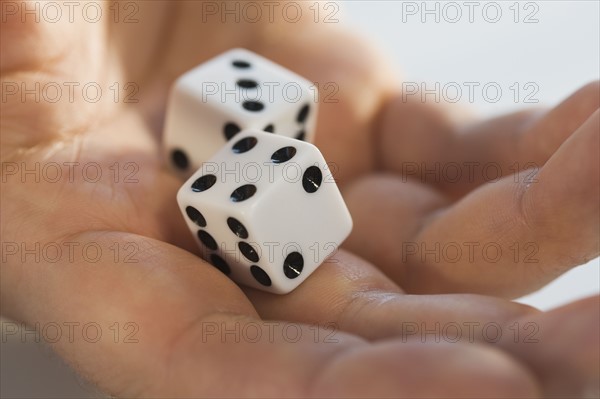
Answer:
[{"left": 1, "top": 2, "right": 598, "bottom": 397}]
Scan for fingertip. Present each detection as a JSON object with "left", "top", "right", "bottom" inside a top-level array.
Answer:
[{"left": 312, "top": 341, "right": 541, "bottom": 398}]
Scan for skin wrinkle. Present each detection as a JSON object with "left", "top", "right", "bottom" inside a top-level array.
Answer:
[
  {"left": 336, "top": 290, "right": 396, "bottom": 329},
  {"left": 336, "top": 289, "right": 403, "bottom": 334},
  {"left": 0, "top": 36, "right": 73, "bottom": 77}
]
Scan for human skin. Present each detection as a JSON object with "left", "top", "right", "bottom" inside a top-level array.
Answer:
[{"left": 1, "top": 1, "right": 598, "bottom": 397}]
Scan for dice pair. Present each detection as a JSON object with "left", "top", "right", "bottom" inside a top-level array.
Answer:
[{"left": 165, "top": 49, "right": 352, "bottom": 294}]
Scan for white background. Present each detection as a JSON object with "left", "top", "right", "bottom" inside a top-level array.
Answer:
[{"left": 1, "top": 1, "right": 598, "bottom": 397}]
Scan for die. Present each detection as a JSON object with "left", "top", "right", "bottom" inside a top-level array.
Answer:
[
  {"left": 164, "top": 48, "right": 318, "bottom": 177},
  {"left": 177, "top": 130, "right": 352, "bottom": 294}
]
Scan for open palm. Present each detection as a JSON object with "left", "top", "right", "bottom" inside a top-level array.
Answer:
[{"left": 1, "top": 2, "right": 598, "bottom": 397}]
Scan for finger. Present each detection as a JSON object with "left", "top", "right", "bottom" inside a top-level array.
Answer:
[
  {"left": 378, "top": 81, "right": 599, "bottom": 197},
  {"left": 0, "top": 232, "right": 538, "bottom": 398},
  {"left": 250, "top": 248, "right": 594, "bottom": 398},
  {"left": 341, "top": 175, "right": 447, "bottom": 286},
  {"left": 247, "top": 251, "right": 600, "bottom": 397},
  {"left": 312, "top": 340, "right": 539, "bottom": 398},
  {"left": 246, "top": 250, "right": 538, "bottom": 342},
  {"left": 498, "top": 296, "right": 600, "bottom": 398},
  {"left": 367, "top": 110, "right": 599, "bottom": 297},
  {"left": 518, "top": 81, "right": 599, "bottom": 163}
]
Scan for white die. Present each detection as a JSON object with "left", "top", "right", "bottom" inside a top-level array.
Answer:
[
  {"left": 164, "top": 48, "right": 318, "bottom": 177},
  {"left": 177, "top": 130, "right": 352, "bottom": 294}
]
